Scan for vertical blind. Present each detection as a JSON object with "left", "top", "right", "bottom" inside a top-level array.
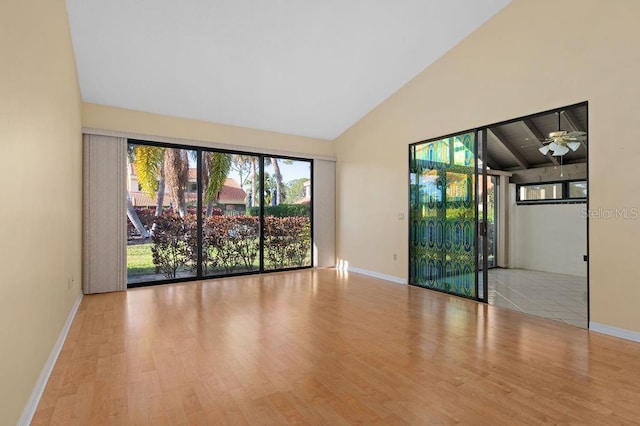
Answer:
[{"left": 83, "top": 134, "right": 127, "bottom": 293}]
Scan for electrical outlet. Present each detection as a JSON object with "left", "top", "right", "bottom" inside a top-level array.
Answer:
[
  {"left": 393, "top": 253, "right": 397, "bottom": 261},
  {"left": 398, "top": 213, "right": 404, "bottom": 220}
]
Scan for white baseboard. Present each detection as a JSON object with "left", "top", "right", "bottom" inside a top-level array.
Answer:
[
  {"left": 348, "top": 266, "right": 407, "bottom": 285},
  {"left": 18, "top": 292, "right": 83, "bottom": 426},
  {"left": 589, "top": 322, "right": 640, "bottom": 343}
]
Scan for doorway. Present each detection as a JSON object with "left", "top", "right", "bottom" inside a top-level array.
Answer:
[{"left": 409, "top": 103, "right": 589, "bottom": 327}]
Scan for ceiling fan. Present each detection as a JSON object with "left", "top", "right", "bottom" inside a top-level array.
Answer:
[{"left": 538, "top": 111, "right": 587, "bottom": 156}]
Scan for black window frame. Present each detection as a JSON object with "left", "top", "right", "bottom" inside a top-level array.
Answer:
[
  {"left": 516, "top": 179, "right": 587, "bottom": 205},
  {"left": 126, "top": 138, "right": 314, "bottom": 288}
]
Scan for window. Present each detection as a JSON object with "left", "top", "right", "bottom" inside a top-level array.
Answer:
[
  {"left": 519, "top": 183, "right": 563, "bottom": 201},
  {"left": 126, "top": 140, "right": 313, "bottom": 287},
  {"left": 568, "top": 181, "right": 588, "bottom": 199},
  {"left": 516, "top": 180, "right": 586, "bottom": 204}
]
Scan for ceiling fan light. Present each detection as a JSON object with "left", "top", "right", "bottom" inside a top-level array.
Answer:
[
  {"left": 539, "top": 145, "right": 550, "bottom": 155},
  {"left": 566, "top": 141, "right": 581, "bottom": 151},
  {"left": 552, "top": 145, "right": 570, "bottom": 156},
  {"left": 549, "top": 141, "right": 559, "bottom": 151}
]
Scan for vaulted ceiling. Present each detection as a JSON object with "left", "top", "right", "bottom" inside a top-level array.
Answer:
[{"left": 66, "top": 0, "right": 512, "bottom": 140}]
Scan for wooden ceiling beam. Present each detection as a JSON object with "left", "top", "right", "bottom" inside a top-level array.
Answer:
[
  {"left": 487, "top": 128, "right": 529, "bottom": 170},
  {"left": 480, "top": 153, "right": 501, "bottom": 171},
  {"left": 562, "top": 109, "right": 586, "bottom": 134},
  {"left": 519, "top": 119, "right": 559, "bottom": 166}
]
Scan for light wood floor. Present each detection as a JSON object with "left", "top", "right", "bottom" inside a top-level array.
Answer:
[{"left": 33, "top": 269, "right": 640, "bottom": 425}]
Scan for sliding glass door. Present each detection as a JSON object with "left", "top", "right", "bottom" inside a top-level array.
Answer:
[
  {"left": 409, "top": 132, "right": 479, "bottom": 299},
  {"left": 126, "top": 141, "right": 313, "bottom": 287},
  {"left": 200, "top": 153, "right": 261, "bottom": 277},
  {"left": 126, "top": 145, "right": 199, "bottom": 284},
  {"left": 263, "top": 158, "right": 312, "bottom": 270}
]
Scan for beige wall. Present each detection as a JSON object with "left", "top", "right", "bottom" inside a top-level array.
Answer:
[
  {"left": 335, "top": 0, "right": 640, "bottom": 332},
  {"left": 0, "top": 0, "right": 82, "bottom": 424},
  {"left": 83, "top": 103, "right": 335, "bottom": 159}
]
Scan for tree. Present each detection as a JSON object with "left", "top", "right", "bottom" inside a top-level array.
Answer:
[
  {"left": 125, "top": 144, "right": 158, "bottom": 238},
  {"left": 265, "top": 157, "right": 294, "bottom": 205},
  {"left": 126, "top": 193, "right": 149, "bottom": 238},
  {"left": 236, "top": 156, "right": 259, "bottom": 208},
  {"left": 285, "top": 178, "right": 309, "bottom": 203},
  {"left": 202, "top": 152, "right": 232, "bottom": 217},
  {"left": 263, "top": 173, "right": 277, "bottom": 206},
  {"left": 134, "top": 145, "right": 166, "bottom": 216},
  {"left": 164, "top": 148, "right": 189, "bottom": 217},
  {"left": 270, "top": 157, "right": 284, "bottom": 205},
  {"left": 230, "top": 155, "right": 251, "bottom": 188}
]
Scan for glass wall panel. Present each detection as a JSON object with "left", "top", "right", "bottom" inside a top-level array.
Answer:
[
  {"left": 409, "top": 132, "right": 477, "bottom": 298},
  {"left": 263, "top": 157, "right": 312, "bottom": 270},
  {"left": 127, "top": 142, "right": 314, "bottom": 287},
  {"left": 126, "top": 144, "right": 197, "bottom": 284},
  {"left": 201, "top": 152, "right": 261, "bottom": 276}
]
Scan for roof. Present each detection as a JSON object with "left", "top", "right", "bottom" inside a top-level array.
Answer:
[
  {"left": 218, "top": 178, "right": 246, "bottom": 204},
  {"left": 129, "top": 177, "right": 246, "bottom": 207}
]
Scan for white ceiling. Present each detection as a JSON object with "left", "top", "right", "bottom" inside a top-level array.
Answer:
[{"left": 66, "top": 0, "right": 511, "bottom": 140}]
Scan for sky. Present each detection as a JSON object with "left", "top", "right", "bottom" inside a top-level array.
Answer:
[{"left": 229, "top": 158, "right": 311, "bottom": 186}]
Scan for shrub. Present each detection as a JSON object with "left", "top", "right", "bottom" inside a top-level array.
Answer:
[
  {"left": 186, "top": 206, "right": 223, "bottom": 216},
  {"left": 264, "top": 216, "right": 311, "bottom": 269},
  {"left": 248, "top": 204, "right": 310, "bottom": 218},
  {"left": 203, "top": 216, "right": 259, "bottom": 274},
  {"left": 151, "top": 215, "right": 192, "bottom": 278},
  {"left": 152, "top": 214, "right": 310, "bottom": 276}
]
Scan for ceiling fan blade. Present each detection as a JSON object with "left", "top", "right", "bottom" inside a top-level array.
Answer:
[
  {"left": 551, "top": 144, "right": 570, "bottom": 156},
  {"left": 566, "top": 141, "right": 581, "bottom": 151},
  {"left": 566, "top": 131, "right": 587, "bottom": 137}
]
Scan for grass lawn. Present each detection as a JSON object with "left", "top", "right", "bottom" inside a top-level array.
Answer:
[
  {"left": 127, "top": 241, "right": 312, "bottom": 279},
  {"left": 127, "top": 243, "right": 156, "bottom": 276}
]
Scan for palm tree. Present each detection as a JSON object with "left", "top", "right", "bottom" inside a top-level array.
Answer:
[
  {"left": 233, "top": 155, "right": 258, "bottom": 208},
  {"left": 263, "top": 173, "right": 277, "bottom": 206},
  {"left": 131, "top": 146, "right": 232, "bottom": 225},
  {"left": 125, "top": 145, "right": 158, "bottom": 238},
  {"left": 270, "top": 157, "right": 283, "bottom": 205},
  {"left": 201, "top": 152, "right": 232, "bottom": 216},
  {"left": 134, "top": 145, "right": 165, "bottom": 216},
  {"left": 230, "top": 155, "right": 251, "bottom": 188},
  {"left": 126, "top": 193, "right": 149, "bottom": 238},
  {"left": 265, "top": 157, "right": 293, "bottom": 205},
  {"left": 164, "top": 148, "right": 189, "bottom": 217}
]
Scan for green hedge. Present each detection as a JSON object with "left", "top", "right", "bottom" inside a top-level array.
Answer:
[
  {"left": 248, "top": 204, "right": 310, "bottom": 218},
  {"left": 151, "top": 214, "right": 311, "bottom": 278}
]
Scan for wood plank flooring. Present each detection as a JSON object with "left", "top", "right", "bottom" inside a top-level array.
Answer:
[{"left": 33, "top": 269, "right": 640, "bottom": 425}]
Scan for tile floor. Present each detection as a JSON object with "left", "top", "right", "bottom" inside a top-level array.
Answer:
[{"left": 487, "top": 268, "right": 588, "bottom": 328}]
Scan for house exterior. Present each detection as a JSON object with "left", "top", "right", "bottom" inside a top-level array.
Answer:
[{"left": 127, "top": 165, "right": 247, "bottom": 214}]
